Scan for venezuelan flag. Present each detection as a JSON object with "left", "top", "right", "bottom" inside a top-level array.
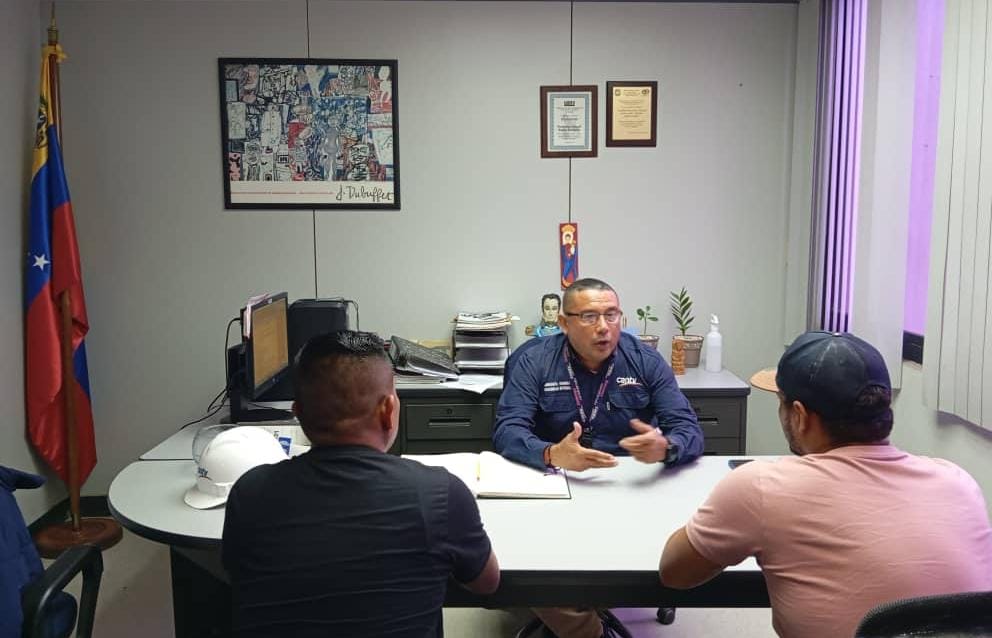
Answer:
[{"left": 25, "top": 44, "right": 96, "bottom": 487}]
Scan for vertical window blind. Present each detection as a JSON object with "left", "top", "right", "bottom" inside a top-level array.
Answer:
[
  {"left": 925, "top": 0, "right": 992, "bottom": 429},
  {"left": 810, "top": 0, "right": 868, "bottom": 333}
]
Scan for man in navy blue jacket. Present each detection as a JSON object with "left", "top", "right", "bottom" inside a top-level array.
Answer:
[{"left": 495, "top": 278, "right": 703, "bottom": 472}]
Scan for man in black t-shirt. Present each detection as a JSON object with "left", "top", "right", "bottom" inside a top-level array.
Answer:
[{"left": 222, "top": 331, "right": 499, "bottom": 637}]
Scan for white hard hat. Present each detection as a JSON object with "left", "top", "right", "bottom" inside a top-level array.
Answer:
[{"left": 183, "top": 426, "right": 287, "bottom": 509}]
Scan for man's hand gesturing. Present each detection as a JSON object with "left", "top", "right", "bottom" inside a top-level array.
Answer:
[
  {"left": 618, "top": 418, "right": 669, "bottom": 463},
  {"left": 548, "top": 422, "right": 618, "bottom": 471}
]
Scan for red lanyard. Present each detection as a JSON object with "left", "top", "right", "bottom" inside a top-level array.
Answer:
[{"left": 563, "top": 347, "right": 614, "bottom": 427}]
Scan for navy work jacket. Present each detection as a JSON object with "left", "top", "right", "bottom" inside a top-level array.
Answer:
[{"left": 493, "top": 332, "right": 703, "bottom": 470}]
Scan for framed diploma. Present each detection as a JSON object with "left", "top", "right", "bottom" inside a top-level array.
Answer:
[
  {"left": 606, "top": 80, "right": 658, "bottom": 147},
  {"left": 540, "top": 85, "right": 598, "bottom": 158}
]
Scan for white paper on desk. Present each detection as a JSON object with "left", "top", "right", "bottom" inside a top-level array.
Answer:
[
  {"left": 443, "top": 374, "right": 502, "bottom": 395},
  {"left": 476, "top": 452, "right": 569, "bottom": 499},
  {"left": 403, "top": 452, "right": 569, "bottom": 499},
  {"left": 242, "top": 293, "right": 272, "bottom": 338}
]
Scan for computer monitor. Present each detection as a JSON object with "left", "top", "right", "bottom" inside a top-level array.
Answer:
[{"left": 242, "top": 292, "right": 290, "bottom": 400}]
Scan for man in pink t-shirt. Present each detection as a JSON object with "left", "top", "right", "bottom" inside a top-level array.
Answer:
[{"left": 659, "top": 331, "right": 992, "bottom": 638}]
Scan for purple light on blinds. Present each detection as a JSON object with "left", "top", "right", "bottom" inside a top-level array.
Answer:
[
  {"left": 904, "top": 0, "right": 944, "bottom": 336},
  {"left": 817, "top": 0, "right": 867, "bottom": 333}
]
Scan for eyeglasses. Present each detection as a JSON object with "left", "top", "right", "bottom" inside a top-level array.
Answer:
[{"left": 564, "top": 310, "right": 623, "bottom": 326}]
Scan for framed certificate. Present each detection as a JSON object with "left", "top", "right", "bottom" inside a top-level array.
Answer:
[
  {"left": 606, "top": 81, "right": 658, "bottom": 147},
  {"left": 540, "top": 85, "right": 598, "bottom": 158}
]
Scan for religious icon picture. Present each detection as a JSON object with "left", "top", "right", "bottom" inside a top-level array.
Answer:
[{"left": 559, "top": 222, "right": 578, "bottom": 289}]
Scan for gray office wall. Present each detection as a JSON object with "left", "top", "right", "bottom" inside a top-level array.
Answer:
[
  {"left": 45, "top": 1, "right": 801, "bottom": 494},
  {"left": 0, "top": 0, "right": 69, "bottom": 523}
]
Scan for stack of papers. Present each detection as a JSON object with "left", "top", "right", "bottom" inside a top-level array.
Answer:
[
  {"left": 453, "top": 312, "right": 514, "bottom": 372},
  {"left": 404, "top": 451, "right": 570, "bottom": 499},
  {"left": 455, "top": 312, "right": 513, "bottom": 331},
  {"left": 454, "top": 347, "right": 508, "bottom": 369},
  {"left": 394, "top": 371, "right": 446, "bottom": 385}
]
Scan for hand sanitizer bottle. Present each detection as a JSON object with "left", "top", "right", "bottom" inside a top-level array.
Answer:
[{"left": 705, "top": 315, "right": 722, "bottom": 372}]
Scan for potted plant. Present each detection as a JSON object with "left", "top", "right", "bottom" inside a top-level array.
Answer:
[
  {"left": 670, "top": 287, "right": 704, "bottom": 369},
  {"left": 635, "top": 306, "right": 660, "bottom": 350}
]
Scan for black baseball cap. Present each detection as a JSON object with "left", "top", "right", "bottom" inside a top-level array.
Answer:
[{"left": 750, "top": 331, "right": 891, "bottom": 421}]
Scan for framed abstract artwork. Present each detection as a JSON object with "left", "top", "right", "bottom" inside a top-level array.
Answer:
[{"left": 219, "top": 58, "right": 399, "bottom": 209}]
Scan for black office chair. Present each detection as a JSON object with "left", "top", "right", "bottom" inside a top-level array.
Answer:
[
  {"left": 854, "top": 590, "right": 992, "bottom": 637},
  {"left": 0, "top": 465, "right": 104, "bottom": 638}
]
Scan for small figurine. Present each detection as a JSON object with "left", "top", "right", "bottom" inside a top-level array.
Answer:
[
  {"left": 671, "top": 338, "right": 686, "bottom": 375},
  {"left": 526, "top": 293, "right": 562, "bottom": 338}
]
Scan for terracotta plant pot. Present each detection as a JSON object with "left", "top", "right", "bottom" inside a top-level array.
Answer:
[
  {"left": 638, "top": 334, "right": 660, "bottom": 350},
  {"left": 674, "top": 334, "right": 704, "bottom": 368}
]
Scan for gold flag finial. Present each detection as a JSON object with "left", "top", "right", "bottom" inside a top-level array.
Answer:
[{"left": 47, "top": 2, "right": 58, "bottom": 45}]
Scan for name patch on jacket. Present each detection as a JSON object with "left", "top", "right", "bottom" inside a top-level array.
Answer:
[
  {"left": 616, "top": 376, "right": 642, "bottom": 388},
  {"left": 543, "top": 381, "right": 570, "bottom": 392}
]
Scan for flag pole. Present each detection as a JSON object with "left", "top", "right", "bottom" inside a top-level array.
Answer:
[
  {"left": 47, "top": 4, "right": 82, "bottom": 534},
  {"left": 32, "top": 3, "right": 122, "bottom": 558}
]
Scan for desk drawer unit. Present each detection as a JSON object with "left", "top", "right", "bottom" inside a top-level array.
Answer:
[
  {"left": 403, "top": 401, "right": 494, "bottom": 441},
  {"left": 685, "top": 396, "right": 746, "bottom": 455},
  {"left": 402, "top": 401, "right": 495, "bottom": 454}
]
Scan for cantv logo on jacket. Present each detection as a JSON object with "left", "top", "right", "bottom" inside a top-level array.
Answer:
[{"left": 616, "top": 377, "right": 642, "bottom": 387}]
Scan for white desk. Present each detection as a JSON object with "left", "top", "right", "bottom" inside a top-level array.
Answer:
[
  {"left": 119, "top": 366, "right": 756, "bottom": 637},
  {"left": 140, "top": 426, "right": 208, "bottom": 461},
  {"left": 112, "top": 456, "right": 752, "bottom": 555},
  {"left": 109, "top": 455, "right": 769, "bottom": 619}
]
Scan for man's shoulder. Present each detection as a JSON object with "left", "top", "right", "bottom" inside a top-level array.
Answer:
[
  {"left": 393, "top": 455, "right": 459, "bottom": 484},
  {"left": 507, "top": 334, "right": 564, "bottom": 375},
  {"left": 392, "top": 459, "right": 476, "bottom": 523},
  {"left": 711, "top": 456, "right": 822, "bottom": 500},
  {"left": 739, "top": 447, "right": 960, "bottom": 492},
  {"left": 520, "top": 333, "right": 564, "bottom": 359},
  {"left": 376, "top": 456, "right": 472, "bottom": 505},
  {"left": 236, "top": 457, "right": 290, "bottom": 489},
  {"left": 900, "top": 451, "right": 984, "bottom": 489},
  {"left": 616, "top": 332, "right": 664, "bottom": 371}
]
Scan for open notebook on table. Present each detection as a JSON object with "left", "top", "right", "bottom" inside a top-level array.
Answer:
[{"left": 403, "top": 451, "right": 570, "bottom": 499}]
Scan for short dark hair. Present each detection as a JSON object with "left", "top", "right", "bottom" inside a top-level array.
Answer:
[
  {"left": 292, "top": 330, "right": 392, "bottom": 434},
  {"left": 562, "top": 278, "right": 617, "bottom": 310},
  {"left": 541, "top": 293, "right": 561, "bottom": 308},
  {"left": 787, "top": 385, "right": 894, "bottom": 445}
]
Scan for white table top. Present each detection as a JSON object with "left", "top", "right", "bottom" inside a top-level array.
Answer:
[
  {"left": 480, "top": 457, "right": 759, "bottom": 572},
  {"left": 141, "top": 426, "right": 207, "bottom": 461},
  {"left": 109, "top": 455, "right": 764, "bottom": 572},
  {"left": 669, "top": 366, "right": 750, "bottom": 391},
  {"left": 109, "top": 459, "right": 225, "bottom": 546}
]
